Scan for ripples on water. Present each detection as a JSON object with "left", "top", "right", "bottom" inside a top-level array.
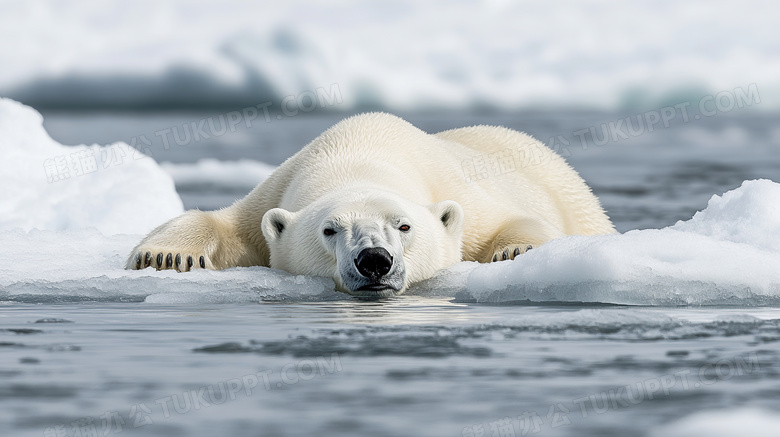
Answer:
[{"left": 1, "top": 301, "right": 779, "bottom": 436}]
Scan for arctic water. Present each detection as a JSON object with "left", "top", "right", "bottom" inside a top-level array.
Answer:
[{"left": 2, "top": 104, "right": 780, "bottom": 437}]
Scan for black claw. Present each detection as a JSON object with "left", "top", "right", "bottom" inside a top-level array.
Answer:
[
  {"left": 144, "top": 252, "right": 152, "bottom": 268},
  {"left": 199, "top": 256, "right": 206, "bottom": 269},
  {"left": 526, "top": 245, "right": 534, "bottom": 251},
  {"left": 166, "top": 253, "right": 173, "bottom": 268},
  {"left": 492, "top": 254, "right": 498, "bottom": 262},
  {"left": 502, "top": 249, "right": 509, "bottom": 260},
  {"left": 187, "top": 255, "right": 193, "bottom": 269},
  {"left": 175, "top": 254, "right": 181, "bottom": 270},
  {"left": 135, "top": 253, "right": 142, "bottom": 269},
  {"left": 513, "top": 247, "right": 521, "bottom": 257},
  {"left": 156, "top": 253, "right": 163, "bottom": 268}
]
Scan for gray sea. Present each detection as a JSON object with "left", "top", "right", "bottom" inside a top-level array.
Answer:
[{"left": 2, "top": 108, "right": 779, "bottom": 436}]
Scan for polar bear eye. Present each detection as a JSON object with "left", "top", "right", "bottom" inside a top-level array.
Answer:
[
  {"left": 323, "top": 228, "right": 336, "bottom": 236},
  {"left": 398, "top": 224, "right": 410, "bottom": 232}
]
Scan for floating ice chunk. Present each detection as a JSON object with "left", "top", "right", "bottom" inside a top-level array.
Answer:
[
  {"left": 650, "top": 408, "right": 780, "bottom": 437},
  {"left": 0, "top": 99, "right": 335, "bottom": 303},
  {"left": 412, "top": 180, "right": 780, "bottom": 305},
  {"left": 0, "top": 98, "right": 183, "bottom": 235},
  {"left": 161, "top": 159, "right": 277, "bottom": 191}
]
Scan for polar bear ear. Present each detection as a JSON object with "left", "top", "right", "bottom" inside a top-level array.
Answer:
[
  {"left": 429, "top": 200, "right": 464, "bottom": 236},
  {"left": 261, "top": 208, "right": 296, "bottom": 243}
]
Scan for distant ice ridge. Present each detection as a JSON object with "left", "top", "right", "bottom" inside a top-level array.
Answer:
[
  {"left": 0, "top": 98, "right": 182, "bottom": 235},
  {"left": 1, "top": 1, "right": 779, "bottom": 111},
  {"left": 2, "top": 98, "right": 780, "bottom": 305}
]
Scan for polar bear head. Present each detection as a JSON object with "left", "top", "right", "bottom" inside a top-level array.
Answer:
[{"left": 261, "top": 189, "right": 464, "bottom": 298}]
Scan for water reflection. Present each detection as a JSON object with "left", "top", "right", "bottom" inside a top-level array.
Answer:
[{"left": 272, "top": 296, "right": 481, "bottom": 326}]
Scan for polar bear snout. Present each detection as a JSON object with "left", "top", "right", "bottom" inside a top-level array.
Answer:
[
  {"left": 341, "top": 243, "right": 406, "bottom": 297},
  {"left": 354, "top": 247, "right": 394, "bottom": 280}
]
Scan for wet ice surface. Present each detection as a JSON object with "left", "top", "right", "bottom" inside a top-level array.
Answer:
[
  {"left": 1, "top": 301, "right": 779, "bottom": 437},
  {"left": 2, "top": 101, "right": 780, "bottom": 436}
]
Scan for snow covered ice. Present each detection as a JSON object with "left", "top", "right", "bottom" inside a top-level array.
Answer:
[
  {"left": 1, "top": 98, "right": 780, "bottom": 305},
  {"left": 448, "top": 179, "right": 780, "bottom": 305},
  {"left": 0, "top": 98, "right": 182, "bottom": 235},
  {"left": 0, "top": 98, "right": 337, "bottom": 303}
]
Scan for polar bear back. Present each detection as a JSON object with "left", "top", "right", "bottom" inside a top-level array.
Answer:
[{"left": 435, "top": 125, "right": 615, "bottom": 236}]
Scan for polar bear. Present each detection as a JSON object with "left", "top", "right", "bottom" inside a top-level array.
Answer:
[{"left": 127, "top": 113, "right": 615, "bottom": 297}]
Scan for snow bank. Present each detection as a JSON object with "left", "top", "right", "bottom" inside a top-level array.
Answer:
[
  {"left": 0, "top": 98, "right": 182, "bottom": 235},
  {"left": 1, "top": 1, "right": 778, "bottom": 111}
]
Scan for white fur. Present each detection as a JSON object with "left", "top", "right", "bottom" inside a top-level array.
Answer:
[{"left": 126, "top": 113, "right": 615, "bottom": 296}]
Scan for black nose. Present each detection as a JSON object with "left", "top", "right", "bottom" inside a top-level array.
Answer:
[{"left": 355, "top": 248, "right": 393, "bottom": 279}]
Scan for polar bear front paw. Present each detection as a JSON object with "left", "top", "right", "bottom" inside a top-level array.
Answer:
[
  {"left": 490, "top": 244, "right": 534, "bottom": 262},
  {"left": 128, "top": 249, "right": 208, "bottom": 272}
]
